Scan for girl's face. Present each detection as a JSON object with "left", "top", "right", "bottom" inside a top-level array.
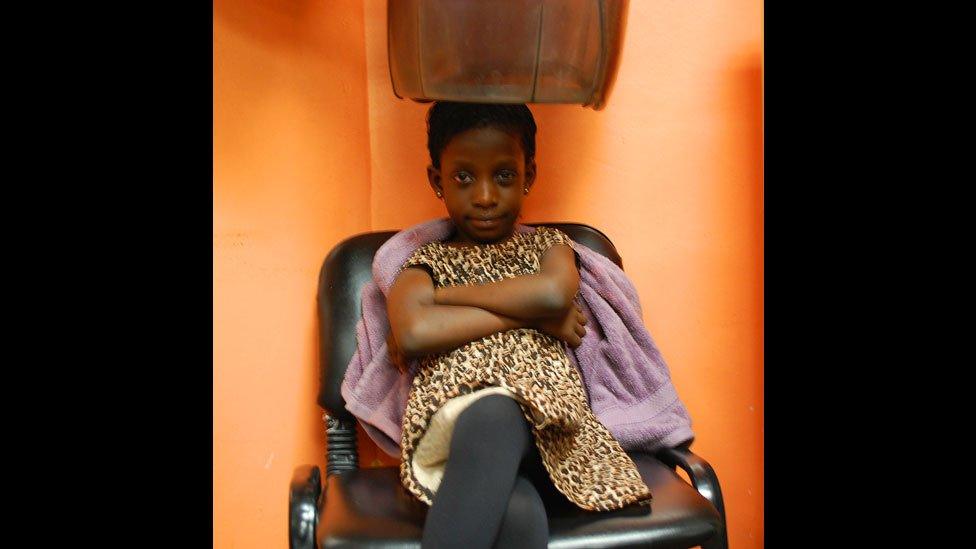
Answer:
[{"left": 427, "top": 126, "right": 536, "bottom": 245}]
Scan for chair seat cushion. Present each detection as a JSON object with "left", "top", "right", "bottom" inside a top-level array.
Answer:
[{"left": 317, "top": 452, "right": 720, "bottom": 548}]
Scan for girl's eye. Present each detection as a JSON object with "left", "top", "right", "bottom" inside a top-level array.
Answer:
[
  {"left": 495, "top": 170, "right": 516, "bottom": 183},
  {"left": 453, "top": 172, "right": 474, "bottom": 185}
]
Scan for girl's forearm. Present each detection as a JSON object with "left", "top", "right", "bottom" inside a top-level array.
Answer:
[
  {"left": 433, "top": 275, "right": 571, "bottom": 320},
  {"left": 396, "top": 303, "right": 531, "bottom": 358}
]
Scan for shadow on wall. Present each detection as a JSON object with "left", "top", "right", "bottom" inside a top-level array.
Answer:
[
  {"left": 738, "top": 53, "right": 766, "bottom": 222},
  {"left": 695, "top": 49, "right": 763, "bottom": 343},
  {"left": 305, "top": 300, "right": 328, "bottom": 462}
]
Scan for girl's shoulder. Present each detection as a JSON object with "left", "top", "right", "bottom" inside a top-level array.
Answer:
[
  {"left": 529, "top": 226, "right": 581, "bottom": 271},
  {"left": 399, "top": 241, "right": 445, "bottom": 273},
  {"left": 412, "top": 240, "right": 444, "bottom": 254},
  {"left": 530, "top": 226, "right": 575, "bottom": 253}
]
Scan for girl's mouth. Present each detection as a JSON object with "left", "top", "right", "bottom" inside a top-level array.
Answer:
[{"left": 470, "top": 216, "right": 503, "bottom": 229}]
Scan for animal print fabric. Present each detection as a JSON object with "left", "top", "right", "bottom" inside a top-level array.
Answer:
[{"left": 396, "top": 226, "right": 652, "bottom": 511}]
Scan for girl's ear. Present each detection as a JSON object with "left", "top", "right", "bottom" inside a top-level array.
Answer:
[
  {"left": 524, "top": 160, "right": 537, "bottom": 193},
  {"left": 427, "top": 165, "right": 444, "bottom": 197}
]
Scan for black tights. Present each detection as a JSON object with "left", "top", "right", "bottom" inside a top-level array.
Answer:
[{"left": 421, "top": 394, "right": 551, "bottom": 549}]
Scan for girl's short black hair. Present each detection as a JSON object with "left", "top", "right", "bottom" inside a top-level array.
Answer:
[{"left": 426, "top": 102, "right": 537, "bottom": 169}]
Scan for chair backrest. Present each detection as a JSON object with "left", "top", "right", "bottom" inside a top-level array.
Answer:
[{"left": 317, "top": 222, "right": 623, "bottom": 417}]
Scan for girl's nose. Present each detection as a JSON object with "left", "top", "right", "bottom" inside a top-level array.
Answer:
[{"left": 472, "top": 179, "right": 499, "bottom": 208}]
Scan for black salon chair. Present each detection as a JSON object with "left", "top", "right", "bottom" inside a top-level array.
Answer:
[{"left": 290, "top": 223, "right": 728, "bottom": 549}]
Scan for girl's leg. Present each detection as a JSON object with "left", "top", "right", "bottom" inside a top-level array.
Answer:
[
  {"left": 421, "top": 393, "right": 533, "bottom": 549},
  {"left": 518, "top": 437, "right": 576, "bottom": 514},
  {"left": 492, "top": 475, "right": 549, "bottom": 549}
]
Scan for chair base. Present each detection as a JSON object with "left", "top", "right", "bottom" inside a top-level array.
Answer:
[{"left": 311, "top": 452, "right": 720, "bottom": 549}]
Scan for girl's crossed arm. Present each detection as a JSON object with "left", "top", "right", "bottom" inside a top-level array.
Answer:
[
  {"left": 387, "top": 256, "right": 586, "bottom": 362},
  {"left": 432, "top": 243, "right": 579, "bottom": 320},
  {"left": 388, "top": 267, "right": 531, "bottom": 359}
]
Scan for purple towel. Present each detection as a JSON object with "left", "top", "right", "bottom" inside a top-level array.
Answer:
[{"left": 340, "top": 218, "right": 694, "bottom": 458}]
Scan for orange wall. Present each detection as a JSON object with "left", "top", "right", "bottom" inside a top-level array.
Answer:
[
  {"left": 215, "top": 0, "right": 762, "bottom": 547},
  {"left": 213, "top": 1, "right": 372, "bottom": 547}
]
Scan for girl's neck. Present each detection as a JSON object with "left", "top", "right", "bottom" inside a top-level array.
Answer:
[{"left": 443, "top": 226, "right": 519, "bottom": 248}]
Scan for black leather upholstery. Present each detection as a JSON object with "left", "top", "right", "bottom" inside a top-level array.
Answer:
[
  {"left": 317, "top": 454, "right": 719, "bottom": 548},
  {"left": 294, "top": 222, "right": 728, "bottom": 549}
]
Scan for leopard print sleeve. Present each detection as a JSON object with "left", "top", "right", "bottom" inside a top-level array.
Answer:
[
  {"left": 535, "top": 226, "right": 581, "bottom": 270},
  {"left": 399, "top": 243, "right": 440, "bottom": 284}
]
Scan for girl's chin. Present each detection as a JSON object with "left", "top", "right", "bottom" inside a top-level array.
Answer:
[{"left": 448, "top": 216, "right": 517, "bottom": 243}]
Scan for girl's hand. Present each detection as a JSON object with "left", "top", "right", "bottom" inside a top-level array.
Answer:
[
  {"left": 533, "top": 303, "right": 587, "bottom": 348},
  {"left": 387, "top": 330, "right": 410, "bottom": 374}
]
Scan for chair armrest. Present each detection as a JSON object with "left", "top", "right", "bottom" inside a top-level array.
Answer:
[
  {"left": 290, "top": 465, "right": 322, "bottom": 549},
  {"left": 656, "top": 446, "right": 729, "bottom": 549}
]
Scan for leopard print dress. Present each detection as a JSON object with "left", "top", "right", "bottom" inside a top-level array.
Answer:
[{"left": 397, "top": 226, "right": 652, "bottom": 512}]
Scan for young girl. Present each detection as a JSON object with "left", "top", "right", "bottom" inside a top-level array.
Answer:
[{"left": 386, "top": 102, "right": 652, "bottom": 549}]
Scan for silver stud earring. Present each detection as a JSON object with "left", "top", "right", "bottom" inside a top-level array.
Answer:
[
  {"left": 523, "top": 188, "right": 529, "bottom": 195},
  {"left": 436, "top": 191, "right": 443, "bottom": 198}
]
